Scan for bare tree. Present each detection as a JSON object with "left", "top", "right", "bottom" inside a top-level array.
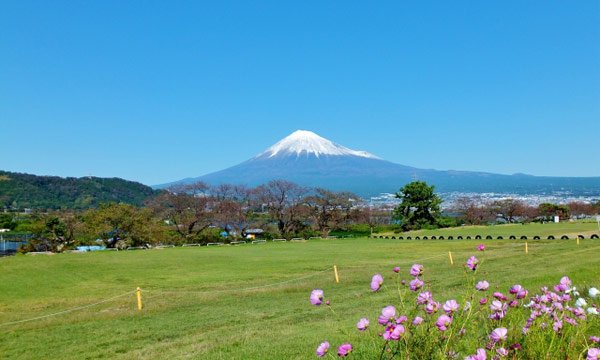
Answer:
[
  {"left": 255, "top": 180, "right": 308, "bottom": 236},
  {"left": 147, "top": 182, "right": 212, "bottom": 242},
  {"left": 304, "top": 188, "right": 358, "bottom": 236}
]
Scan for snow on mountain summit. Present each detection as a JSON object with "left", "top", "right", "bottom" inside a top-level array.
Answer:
[{"left": 256, "top": 130, "right": 380, "bottom": 159}]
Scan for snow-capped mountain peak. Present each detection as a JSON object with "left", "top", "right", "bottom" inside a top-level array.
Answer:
[{"left": 257, "top": 130, "right": 380, "bottom": 159}]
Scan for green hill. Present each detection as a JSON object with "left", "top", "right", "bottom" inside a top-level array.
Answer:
[{"left": 0, "top": 170, "right": 158, "bottom": 209}]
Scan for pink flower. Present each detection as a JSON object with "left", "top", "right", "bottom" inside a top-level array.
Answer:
[
  {"left": 396, "top": 315, "right": 408, "bottom": 324},
  {"left": 378, "top": 305, "right": 396, "bottom": 324},
  {"left": 555, "top": 276, "right": 571, "bottom": 292},
  {"left": 393, "top": 266, "right": 400, "bottom": 273},
  {"left": 443, "top": 299, "right": 459, "bottom": 314},
  {"left": 496, "top": 347, "right": 508, "bottom": 357},
  {"left": 480, "top": 297, "right": 488, "bottom": 305},
  {"left": 383, "top": 324, "right": 405, "bottom": 340},
  {"left": 466, "top": 348, "right": 487, "bottom": 360},
  {"left": 466, "top": 256, "right": 479, "bottom": 271},
  {"left": 553, "top": 320, "right": 562, "bottom": 332},
  {"left": 509, "top": 285, "right": 523, "bottom": 295},
  {"left": 410, "top": 264, "right": 423, "bottom": 277},
  {"left": 357, "top": 318, "right": 369, "bottom": 331},
  {"left": 493, "top": 292, "right": 508, "bottom": 301},
  {"left": 476, "top": 281, "right": 490, "bottom": 291},
  {"left": 417, "top": 291, "right": 432, "bottom": 304},
  {"left": 587, "top": 348, "right": 600, "bottom": 360},
  {"left": 435, "top": 314, "right": 452, "bottom": 331},
  {"left": 477, "top": 244, "right": 485, "bottom": 251},
  {"left": 425, "top": 301, "right": 440, "bottom": 314},
  {"left": 412, "top": 316, "right": 423, "bottom": 325},
  {"left": 371, "top": 274, "right": 384, "bottom": 291},
  {"left": 409, "top": 278, "right": 424, "bottom": 291},
  {"left": 590, "top": 336, "right": 600, "bottom": 343},
  {"left": 316, "top": 341, "right": 330, "bottom": 357},
  {"left": 490, "top": 327, "right": 508, "bottom": 343},
  {"left": 310, "top": 289, "right": 324, "bottom": 305},
  {"left": 337, "top": 343, "right": 353, "bottom": 357}
]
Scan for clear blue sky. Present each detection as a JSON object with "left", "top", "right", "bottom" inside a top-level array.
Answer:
[{"left": 1, "top": 1, "right": 599, "bottom": 185}]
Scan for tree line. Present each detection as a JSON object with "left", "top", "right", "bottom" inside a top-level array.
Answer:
[{"left": 6, "top": 180, "right": 598, "bottom": 253}]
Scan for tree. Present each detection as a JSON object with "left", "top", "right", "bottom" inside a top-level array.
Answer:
[
  {"left": 304, "top": 188, "right": 359, "bottom": 236},
  {"left": 84, "top": 203, "right": 160, "bottom": 248},
  {"left": 147, "top": 182, "right": 212, "bottom": 243},
  {"left": 256, "top": 180, "right": 308, "bottom": 236},
  {"left": 492, "top": 199, "right": 526, "bottom": 223},
  {"left": 392, "top": 181, "right": 442, "bottom": 231}
]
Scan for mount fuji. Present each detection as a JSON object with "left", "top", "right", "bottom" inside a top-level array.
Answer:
[{"left": 158, "top": 130, "right": 600, "bottom": 197}]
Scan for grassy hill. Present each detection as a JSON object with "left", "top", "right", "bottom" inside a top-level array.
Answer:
[
  {"left": 0, "top": 170, "right": 158, "bottom": 209},
  {"left": 1, "top": 231, "right": 598, "bottom": 359}
]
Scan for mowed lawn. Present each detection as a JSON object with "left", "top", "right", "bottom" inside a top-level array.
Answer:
[
  {"left": 377, "top": 220, "right": 600, "bottom": 238},
  {"left": 1, "top": 225, "right": 599, "bottom": 359}
]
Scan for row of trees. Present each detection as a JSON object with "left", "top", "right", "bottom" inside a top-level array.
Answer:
[
  {"left": 450, "top": 197, "right": 600, "bottom": 225},
  {"left": 17, "top": 181, "right": 384, "bottom": 252},
  {"left": 10, "top": 180, "right": 599, "bottom": 252}
]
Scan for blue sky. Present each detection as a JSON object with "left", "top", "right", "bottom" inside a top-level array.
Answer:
[{"left": 1, "top": 1, "right": 599, "bottom": 185}]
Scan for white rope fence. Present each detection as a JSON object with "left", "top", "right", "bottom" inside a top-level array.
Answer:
[{"left": 1, "top": 240, "right": 596, "bottom": 328}]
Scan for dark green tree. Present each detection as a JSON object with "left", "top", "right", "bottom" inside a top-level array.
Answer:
[{"left": 392, "top": 181, "right": 442, "bottom": 231}]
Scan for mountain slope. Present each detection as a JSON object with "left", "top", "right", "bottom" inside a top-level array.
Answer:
[
  {"left": 159, "top": 130, "right": 600, "bottom": 196},
  {"left": 0, "top": 171, "right": 158, "bottom": 209}
]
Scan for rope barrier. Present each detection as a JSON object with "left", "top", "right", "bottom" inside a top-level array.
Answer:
[
  {"left": 143, "top": 267, "right": 333, "bottom": 295},
  {"left": 1, "top": 239, "right": 595, "bottom": 328},
  {"left": 0, "top": 291, "right": 135, "bottom": 327}
]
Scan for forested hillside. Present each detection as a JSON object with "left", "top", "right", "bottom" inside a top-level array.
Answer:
[{"left": 0, "top": 171, "right": 158, "bottom": 209}]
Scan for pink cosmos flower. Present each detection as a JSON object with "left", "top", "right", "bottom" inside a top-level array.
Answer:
[
  {"left": 435, "top": 314, "right": 452, "bottom": 331},
  {"left": 310, "top": 289, "right": 324, "bottom": 305},
  {"left": 466, "top": 256, "right": 479, "bottom": 271},
  {"left": 477, "top": 244, "right": 485, "bottom": 251},
  {"left": 496, "top": 347, "right": 508, "bottom": 357},
  {"left": 337, "top": 343, "right": 352, "bottom": 357},
  {"left": 393, "top": 266, "right": 400, "bottom": 273},
  {"left": 587, "top": 348, "right": 599, "bottom": 360},
  {"left": 383, "top": 324, "right": 405, "bottom": 340},
  {"left": 356, "top": 318, "right": 369, "bottom": 331},
  {"left": 378, "top": 305, "right": 396, "bottom": 324},
  {"left": 382, "top": 305, "right": 396, "bottom": 319},
  {"left": 396, "top": 315, "right": 408, "bottom": 324},
  {"left": 409, "top": 278, "right": 424, "bottom": 291},
  {"left": 480, "top": 297, "right": 488, "bottom": 305},
  {"left": 509, "top": 285, "right": 523, "bottom": 295},
  {"left": 316, "top": 341, "right": 330, "bottom": 357},
  {"left": 443, "top": 300, "right": 459, "bottom": 314},
  {"left": 412, "top": 316, "right": 423, "bottom": 325},
  {"left": 425, "top": 301, "right": 440, "bottom": 314},
  {"left": 417, "top": 291, "right": 432, "bottom": 304},
  {"left": 490, "top": 327, "right": 508, "bottom": 343},
  {"left": 493, "top": 292, "right": 507, "bottom": 301},
  {"left": 555, "top": 276, "right": 571, "bottom": 292},
  {"left": 476, "top": 281, "right": 490, "bottom": 291},
  {"left": 371, "top": 274, "right": 384, "bottom": 291},
  {"left": 590, "top": 336, "right": 600, "bottom": 344},
  {"left": 410, "top": 264, "right": 424, "bottom": 277},
  {"left": 465, "top": 348, "right": 487, "bottom": 360},
  {"left": 553, "top": 320, "right": 562, "bottom": 332}
]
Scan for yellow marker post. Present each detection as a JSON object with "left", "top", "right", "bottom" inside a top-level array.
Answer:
[
  {"left": 577, "top": 237, "right": 580, "bottom": 246},
  {"left": 136, "top": 287, "right": 143, "bottom": 310},
  {"left": 525, "top": 242, "right": 528, "bottom": 254},
  {"left": 448, "top": 251, "right": 454, "bottom": 265},
  {"left": 333, "top": 265, "right": 340, "bottom": 283}
]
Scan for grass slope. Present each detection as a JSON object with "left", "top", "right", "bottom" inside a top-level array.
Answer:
[{"left": 1, "top": 226, "right": 599, "bottom": 359}]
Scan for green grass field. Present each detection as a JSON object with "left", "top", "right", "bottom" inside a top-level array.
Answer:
[
  {"left": 376, "top": 220, "right": 600, "bottom": 238},
  {"left": 1, "top": 222, "right": 599, "bottom": 359}
]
